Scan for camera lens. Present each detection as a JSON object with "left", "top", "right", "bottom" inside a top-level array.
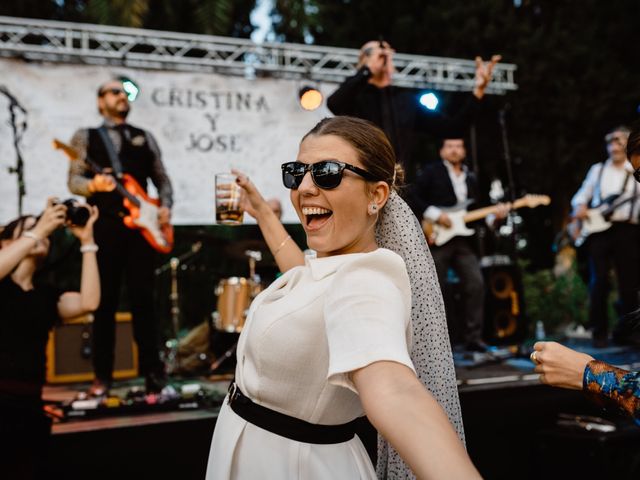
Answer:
[{"left": 62, "top": 199, "right": 90, "bottom": 226}]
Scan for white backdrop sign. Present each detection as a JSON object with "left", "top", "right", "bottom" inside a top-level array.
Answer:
[{"left": 0, "top": 59, "right": 334, "bottom": 224}]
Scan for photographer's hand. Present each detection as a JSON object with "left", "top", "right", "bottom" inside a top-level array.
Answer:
[
  {"left": 31, "top": 198, "right": 67, "bottom": 239},
  {"left": 0, "top": 198, "right": 65, "bottom": 281},
  {"left": 68, "top": 205, "right": 99, "bottom": 245}
]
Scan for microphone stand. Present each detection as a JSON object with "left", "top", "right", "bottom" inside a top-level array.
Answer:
[
  {"left": 156, "top": 241, "right": 202, "bottom": 374},
  {"left": 0, "top": 86, "right": 27, "bottom": 216},
  {"left": 498, "top": 105, "right": 519, "bottom": 256}
]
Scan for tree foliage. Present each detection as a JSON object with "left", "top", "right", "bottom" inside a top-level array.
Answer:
[
  {"left": 0, "top": 0, "right": 256, "bottom": 38},
  {"left": 271, "top": 0, "right": 640, "bottom": 209},
  {"left": 270, "top": 0, "right": 640, "bottom": 266}
]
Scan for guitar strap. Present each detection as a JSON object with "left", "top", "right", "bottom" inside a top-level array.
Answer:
[
  {"left": 97, "top": 126, "right": 124, "bottom": 179},
  {"left": 624, "top": 173, "right": 638, "bottom": 222},
  {"left": 593, "top": 161, "right": 606, "bottom": 207}
]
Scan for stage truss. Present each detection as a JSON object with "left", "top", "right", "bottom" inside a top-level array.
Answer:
[{"left": 0, "top": 16, "right": 517, "bottom": 94}]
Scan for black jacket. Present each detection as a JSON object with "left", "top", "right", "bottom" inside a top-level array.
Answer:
[
  {"left": 327, "top": 67, "right": 481, "bottom": 179},
  {"left": 407, "top": 161, "right": 479, "bottom": 219}
]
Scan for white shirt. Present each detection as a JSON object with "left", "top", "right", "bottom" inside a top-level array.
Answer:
[{"left": 571, "top": 158, "right": 639, "bottom": 223}]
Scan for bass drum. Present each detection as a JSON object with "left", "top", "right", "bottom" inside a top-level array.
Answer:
[{"left": 212, "top": 277, "right": 261, "bottom": 333}]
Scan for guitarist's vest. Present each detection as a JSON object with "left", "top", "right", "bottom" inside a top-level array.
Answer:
[{"left": 87, "top": 126, "right": 155, "bottom": 218}]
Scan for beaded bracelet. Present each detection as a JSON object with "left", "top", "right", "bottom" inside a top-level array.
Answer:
[{"left": 80, "top": 244, "right": 99, "bottom": 253}]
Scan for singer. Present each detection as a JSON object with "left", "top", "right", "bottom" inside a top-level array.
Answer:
[{"left": 326, "top": 40, "right": 500, "bottom": 181}]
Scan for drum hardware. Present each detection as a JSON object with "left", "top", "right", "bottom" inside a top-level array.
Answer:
[
  {"left": 212, "top": 250, "right": 263, "bottom": 333},
  {"left": 156, "top": 241, "right": 202, "bottom": 374},
  {"left": 209, "top": 343, "right": 237, "bottom": 373},
  {"left": 210, "top": 250, "right": 263, "bottom": 373}
]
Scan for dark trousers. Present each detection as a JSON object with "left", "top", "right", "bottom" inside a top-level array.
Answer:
[
  {"left": 93, "top": 216, "right": 163, "bottom": 381},
  {"left": 432, "top": 237, "right": 485, "bottom": 344},
  {"left": 0, "top": 397, "right": 51, "bottom": 480},
  {"left": 587, "top": 222, "right": 640, "bottom": 340}
]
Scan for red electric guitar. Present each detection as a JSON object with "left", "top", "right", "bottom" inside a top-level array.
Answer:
[{"left": 53, "top": 139, "right": 174, "bottom": 254}]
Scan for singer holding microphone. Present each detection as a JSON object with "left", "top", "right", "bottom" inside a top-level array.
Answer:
[{"left": 327, "top": 39, "right": 500, "bottom": 182}]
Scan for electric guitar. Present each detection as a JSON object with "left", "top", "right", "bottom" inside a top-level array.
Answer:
[
  {"left": 53, "top": 139, "right": 174, "bottom": 254},
  {"left": 421, "top": 194, "right": 551, "bottom": 246},
  {"left": 568, "top": 193, "right": 640, "bottom": 247}
]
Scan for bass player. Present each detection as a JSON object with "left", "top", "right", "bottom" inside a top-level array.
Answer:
[
  {"left": 67, "top": 78, "right": 173, "bottom": 395},
  {"left": 408, "top": 136, "right": 508, "bottom": 352},
  {"left": 571, "top": 125, "right": 639, "bottom": 348}
]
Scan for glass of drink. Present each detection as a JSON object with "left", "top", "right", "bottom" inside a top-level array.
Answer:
[{"left": 215, "top": 173, "right": 245, "bottom": 225}]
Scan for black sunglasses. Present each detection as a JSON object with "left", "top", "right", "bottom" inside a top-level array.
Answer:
[
  {"left": 281, "top": 160, "right": 379, "bottom": 190},
  {"left": 99, "top": 87, "right": 126, "bottom": 97}
]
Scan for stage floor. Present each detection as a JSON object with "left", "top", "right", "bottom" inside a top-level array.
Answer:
[
  {"left": 42, "top": 340, "right": 640, "bottom": 480},
  {"left": 454, "top": 338, "right": 640, "bottom": 392}
]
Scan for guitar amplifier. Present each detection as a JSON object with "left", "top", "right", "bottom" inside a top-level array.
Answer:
[
  {"left": 46, "top": 312, "right": 138, "bottom": 383},
  {"left": 480, "top": 255, "right": 527, "bottom": 344}
]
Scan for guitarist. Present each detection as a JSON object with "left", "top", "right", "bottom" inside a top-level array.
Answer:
[
  {"left": 408, "top": 136, "right": 508, "bottom": 352},
  {"left": 571, "top": 125, "right": 639, "bottom": 348},
  {"left": 67, "top": 78, "right": 173, "bottom": 395}
]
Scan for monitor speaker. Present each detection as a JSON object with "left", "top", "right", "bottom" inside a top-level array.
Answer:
[{"left": 46, "top": 312, "right": 138, "bottom": 383}]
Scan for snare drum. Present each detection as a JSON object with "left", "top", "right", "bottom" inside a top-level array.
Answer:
[{"left": 213, "top": 277, "right": 260, "bottom": 332}]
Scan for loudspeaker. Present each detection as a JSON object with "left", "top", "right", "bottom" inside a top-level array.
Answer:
[
  {"left": 46, "top": 312, "right": 138, "bottom": 383},
  {"left": 481, "top": 256, "right": 527, "bottom": 344}
]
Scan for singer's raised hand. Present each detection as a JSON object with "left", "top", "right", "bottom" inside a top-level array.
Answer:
[{"left": 473, "top": 54, "right": 502, "bottom": 99}]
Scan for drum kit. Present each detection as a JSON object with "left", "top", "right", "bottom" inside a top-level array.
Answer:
[{"left": 157, "top": 241, "right": 266, "bottom": 376}]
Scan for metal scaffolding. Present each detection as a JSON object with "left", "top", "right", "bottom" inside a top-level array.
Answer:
[{"left": 0, "top": 16, "right": 517, "bottom": 94}]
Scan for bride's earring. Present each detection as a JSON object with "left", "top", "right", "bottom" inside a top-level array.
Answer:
[{"left": 368, "top": 203, "right": 378, "bottom": 215}]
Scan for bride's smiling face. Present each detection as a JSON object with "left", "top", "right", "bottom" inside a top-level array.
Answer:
[{"left": 291, "top": 134, "right": 386, "bottom": 257}]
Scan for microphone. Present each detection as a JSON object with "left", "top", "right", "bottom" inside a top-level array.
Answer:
[
  {"left": 0, "top": 85, "right": 27, "bottom": 114},
  {"left": 378, "top": 36, "right": 387, "bottom": 67}
]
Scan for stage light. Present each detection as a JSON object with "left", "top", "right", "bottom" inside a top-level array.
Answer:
[
  {"left": 419, "top": 92, "right": 439, "bottom": 111},
  {"left": 299, "top": 86, "right": 323, "bottom": 111},
  {"left": 118, "top": 76, "right": 140, "bottom": 102}
]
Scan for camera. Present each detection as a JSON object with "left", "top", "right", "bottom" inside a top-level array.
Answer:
[{"left": 55, "top": 199, "right": 90, "bottom": 226}]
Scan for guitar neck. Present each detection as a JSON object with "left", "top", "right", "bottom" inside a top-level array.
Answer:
[{"left": 463, "top": 198, "right": 529, "bottom": 223}]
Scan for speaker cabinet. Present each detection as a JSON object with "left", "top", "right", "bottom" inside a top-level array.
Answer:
[
  {"left": 481, "top": 256, "right": 527, "bottom": 344},
  {"left": 46, "top": 312, "right": 138, "bottom": 383}
]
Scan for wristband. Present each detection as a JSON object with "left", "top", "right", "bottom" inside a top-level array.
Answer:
[
  {"left": 21, "top": 231, "right": 41, "bottom": 242},
  {"left": 80, "top": 244, "right": 99, "bottom": 253}
]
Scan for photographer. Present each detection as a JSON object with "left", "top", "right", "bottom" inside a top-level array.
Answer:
[{"left": 0, "top": 198, "right": 99, "bottom": 479}]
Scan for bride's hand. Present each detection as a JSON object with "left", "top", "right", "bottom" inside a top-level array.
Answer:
[{"left": 232, "top": 169, "right": 268, "bottom": 220}]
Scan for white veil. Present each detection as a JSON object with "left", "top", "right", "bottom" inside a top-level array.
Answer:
[{"left": 375, "top": 191, "right": 465, "bottom": 479}]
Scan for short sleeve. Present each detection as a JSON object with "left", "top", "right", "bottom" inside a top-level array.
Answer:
[{"left": 324, "top": 249, "right": 415, "bottom": 392}]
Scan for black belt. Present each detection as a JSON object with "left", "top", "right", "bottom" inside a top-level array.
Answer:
[{"left": 227, "top": 382, "right": 358, "bottom": 444}]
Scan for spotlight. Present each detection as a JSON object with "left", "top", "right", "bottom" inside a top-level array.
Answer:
[
  {"left": 419, "top": 92, "right": 439, "bottom": 111},
  {"left": 118, "top": 76, "right": 140, "bottom": 102},
  {"left": 299, "top": 86, "right": 323, "bottom": 111}
]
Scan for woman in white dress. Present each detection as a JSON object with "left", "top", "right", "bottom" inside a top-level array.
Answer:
[{"left": 206, "top": 116, "right": 479, "bottom": 479}]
